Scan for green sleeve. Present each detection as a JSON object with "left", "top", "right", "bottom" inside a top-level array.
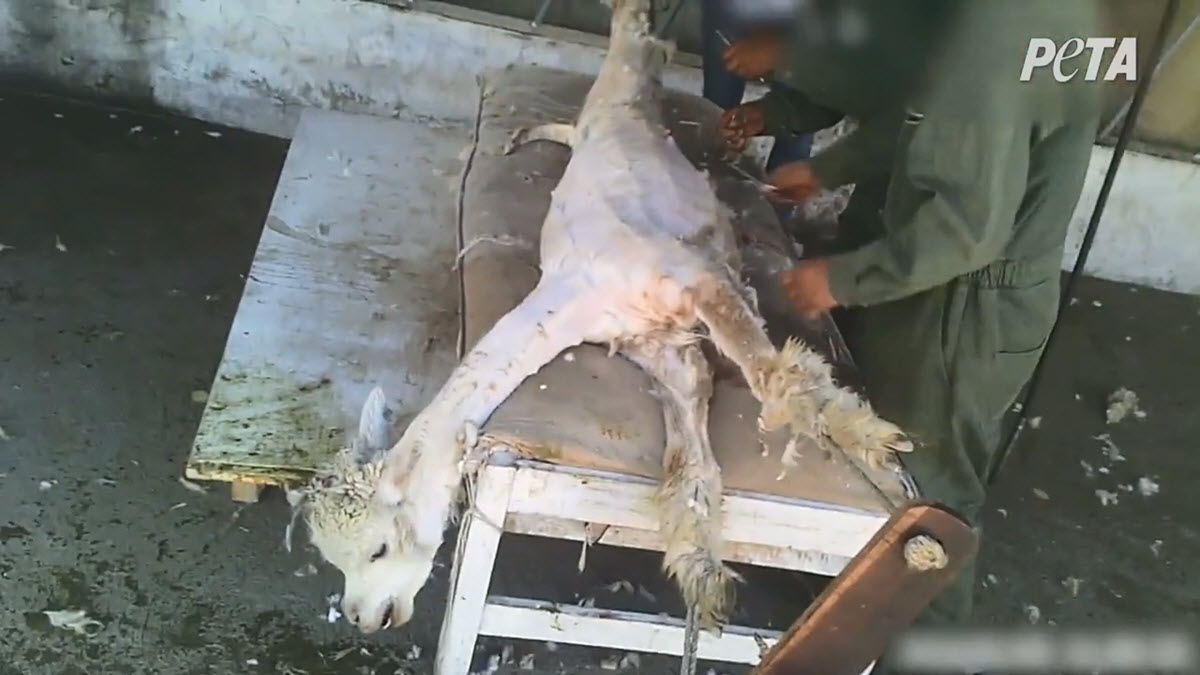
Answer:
[
  {"left": 756, "top": 89, "right": 844, "bottom": 137},
  {"left": 825, "top": 111, "right": 1030, "bottom": 307},
  {"left": 806, "top": 110, "right": 904, "bottom": 189}
]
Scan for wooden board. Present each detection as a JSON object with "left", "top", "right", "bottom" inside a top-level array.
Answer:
[
  {"left": 752, "top": 503, "right": 979, "bottom": 675},
  {"left": 185, "top": 108, "right": 468, "bottom": 486}
]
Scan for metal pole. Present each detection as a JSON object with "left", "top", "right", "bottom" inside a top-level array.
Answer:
[
  {"left": 656, "top": 0, "right": 688, "bottom": 37},
  {"left": 531, "top": 0, "right": 553, "bottom": 28},
  {"left": 987, "top": 0, "right": 1180, "bottom": 485}
]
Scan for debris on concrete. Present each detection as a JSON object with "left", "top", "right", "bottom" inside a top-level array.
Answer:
[
  {"left": 519, "top": 653, "right": 535, "bottom": 670},
  {"left": 406, "top": 645, "right": 422, "bottom": 661},
  {"left": 1105, "top": 388, "right": 1145, "bottom": 424},
  {"left": 1028, "top": 416, "right": 1042, "bottom": 429},
  {"left": 54, "top": 235, "right": 67, "bottom": 252},
  {"left": 0, "top": 243, "right": 12, "bottom": 253},
  {"left": 205, "top": 130, "right": 222, "bottom": 138},
  {"left": 44, "top": 609, "right": 103, "bottom": 636},
  {"left": 1098, "top": 466, "right": 1110, "bottom": 474},
  {"left": 599, "top": 654, "right": 621, "bottom": 670},
  {"left": 178, "top": 476, "right": 208, "bottom": 494},
  {"left": 1091, "top": 300, "right": 1103, "bottom": 307},
  {"left": 563, "top": 351, "right": 576, "bottom": 362},
  {"left": 1095, "top": 489, "right": 1119, "bottom": 506},
  {"left": 996, "top": 508, "right": 1008, "bottom": 517},
  {"left": 1151, "top": 539, "right": 1164, "bottom": 557},
  {"left": 1118, "top": 483, "right": 1134, "bottom": 493},
  {"left": 501, "top": 645, "right": 514, "bottom": 665},
  {"left": 324, "top": 594, "right": 342, "bottom": 624},
  {"left": 1062, "top": 577, "right": 1083, "bottom": 597},
  {"left": 95, "top": 478, "right": 117, "bottom": 486},
  {"left": 1024, "top": 604, "right": 1041, "bottom": 624},
  {"left": 1032, "top": 488, "right": 1049, "bottom": 500},
  {"left": 576, "top": 596, "right": 596, "bottom": 609},
  {"left": 39, "top": 479, "right": 57, "bottom": 491},
  {"left": 545, "top": 641, "right": 558, "bottom": 652},
  {"left": 482, "top": 653, "right": 501, "bottom": 673},
  {"left": 169, "top": 502, "right": 187, "bottom": 511},
  {"left": 604, "top": 580, "right": 634, "bottom": 594},
  {"left": 293, "top": 563, "right": 317, "bottom": 577},
  {"left": 1137, "top": 476, "right": 1160, "bottom": 497},
  {"left": 1094, "top": 434, "right": 1126, "bottom": 463},
  {"left": 190, "top": 389, "right": 208, "bottom": 403},
  {"left": 246, "top": 658, "right": 259, "bottom": 666},
  {"left": 618, "top": 653, "right": 640, "bottom": 669},
  {"left": 128, "top": 125, "right": 143, "bottom": 134},
  {"left": 1080, "top": 460, "right": 1095, "bottom": 478},
  {"left": 0, "top": 424, "right": 9, "bottom": 440},
  {"left": 986, "top": 573, "right": 998, "bottom": 586}
]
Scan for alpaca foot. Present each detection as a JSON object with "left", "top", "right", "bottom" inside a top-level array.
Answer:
[
  {"left": 662, "top": 549, "right": 743, "bottom": 630},
  {"left": 754, "top": 338, "right": 911, "bottom": 474}
]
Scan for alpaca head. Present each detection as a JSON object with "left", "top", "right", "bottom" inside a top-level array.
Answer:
[{"left": 288, "top": 387, "right": 451, "bottom": 634}]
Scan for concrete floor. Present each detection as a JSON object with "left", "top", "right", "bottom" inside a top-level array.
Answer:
[{"left": 1, "top": 89, "right": 1198, "bottom": 675}]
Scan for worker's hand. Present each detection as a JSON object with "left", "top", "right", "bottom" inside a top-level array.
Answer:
[
  {"left": 719, "top": 103, "right": 766, "bottom": 154},
  {"left": 764, "top": 161, "right": 822, "bottom": 205},
  {"left": 780, "top": 258, "right": 838, "bottom": 318},
  {"left": 722, "top": 30, "right": 783, "bottom": 80}
]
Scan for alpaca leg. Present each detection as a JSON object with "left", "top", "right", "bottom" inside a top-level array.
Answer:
[
  {"left": 502, "top": 123, "right": 576, "bottom": 155},
  {"left": 620, "top": 341, "right": 739, "bottom": 630},
  {"left": 692, "top": 275, "right": 912, "bottom": 473},
  {"left": 378, "top": 274, "right": 608, "bottom": 502}
]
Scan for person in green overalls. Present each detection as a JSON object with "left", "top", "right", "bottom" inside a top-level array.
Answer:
[{"left": 718, "top": 1, "right": 1103, "bottom": 669}]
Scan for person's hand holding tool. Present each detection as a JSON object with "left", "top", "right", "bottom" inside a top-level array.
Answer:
[{"left": 719, "top": 103, "right": 766, "bottom": 154}]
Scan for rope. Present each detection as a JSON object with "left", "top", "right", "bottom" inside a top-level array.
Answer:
[{"left": 679, "top": 603, "right": 701, "bottom": 675}]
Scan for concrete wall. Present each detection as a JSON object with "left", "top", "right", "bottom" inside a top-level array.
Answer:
[{"left": 1, "top": 0, "right": 1197, "bottom": 294}]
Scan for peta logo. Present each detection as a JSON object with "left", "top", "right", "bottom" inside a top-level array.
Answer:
[{"left": 1020, "top": 38, "right": 1137, "bottom": 82}]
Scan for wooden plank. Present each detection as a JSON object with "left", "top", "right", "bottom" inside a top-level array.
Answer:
[
  {"left": 752, "top": 503, "right": 978, "bottom": 675},
  {"left": 478, "top": 596, "right": 781, "bottom": 665},
  {"left": 230, "top": 481, "right": 264, "bottom": 503},
  {"left": 186, "top": 109, "right": 468, "bottom": 485},
  {"left": 505, "top": 464, "right": 889, "bottom": 560},
  {"left": 504, "top": 513, "right": 852, "bottom": 577},
  {"left": 435, "top": 466, "right": 517, "bottom": 675}
]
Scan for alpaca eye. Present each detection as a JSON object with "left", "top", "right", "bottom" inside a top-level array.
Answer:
[{"left": 370, "top": 543, "right": 388, "bottom": 561}]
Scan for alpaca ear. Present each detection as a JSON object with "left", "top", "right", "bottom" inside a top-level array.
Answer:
[{"left": 351, "top": 386, "right": 394, "bottom": 464}]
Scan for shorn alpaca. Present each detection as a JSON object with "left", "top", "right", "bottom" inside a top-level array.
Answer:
[{"left": 289, "top": 0, "right": 912, "bottom": 636}]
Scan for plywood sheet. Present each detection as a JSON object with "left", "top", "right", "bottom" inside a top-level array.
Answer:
[{"left": 185, "top": 108, "right": 468, "bottom": 484}]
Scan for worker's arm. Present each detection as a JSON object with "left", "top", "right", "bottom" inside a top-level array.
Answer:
[
  {"left": 805, "top": 109, "right": 904, "bottom": 189},
  {"left": 825, "top": 110, "right": 1030, "bottom": 307},
  {"left": 756, "top": 88, "right": 845, "bottom": 137}
]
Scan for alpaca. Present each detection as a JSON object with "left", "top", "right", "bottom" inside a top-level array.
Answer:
[{"left": 289, "top": 0, "right": 911, "bottom": 636}]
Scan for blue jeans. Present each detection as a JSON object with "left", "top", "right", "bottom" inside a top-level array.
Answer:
[{"left": 699, "top": 0, "right": 812, "bottom": 173}]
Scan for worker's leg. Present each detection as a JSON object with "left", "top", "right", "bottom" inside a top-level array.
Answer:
[
  {"left": 842, "top": 274, "right": 1056, "bottom": 673},
  {"left": 699, "top": 0, "right": 746, "bottom": 110}
]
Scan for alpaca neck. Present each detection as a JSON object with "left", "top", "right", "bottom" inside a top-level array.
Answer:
[
  {"left": 400, "top": 275, "right": 599, "bottom": 497},
  {"left": 580, "top": 0, "right": 666, "bottom": 118}
]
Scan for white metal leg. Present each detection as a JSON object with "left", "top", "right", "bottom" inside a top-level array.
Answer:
[{"left": 434, "top": 465, "right": 517, "bottom": 675}]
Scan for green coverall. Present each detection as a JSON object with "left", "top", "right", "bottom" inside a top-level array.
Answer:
[{"left": 750, "top": 0, "right": 1104, "bottom": 652}]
